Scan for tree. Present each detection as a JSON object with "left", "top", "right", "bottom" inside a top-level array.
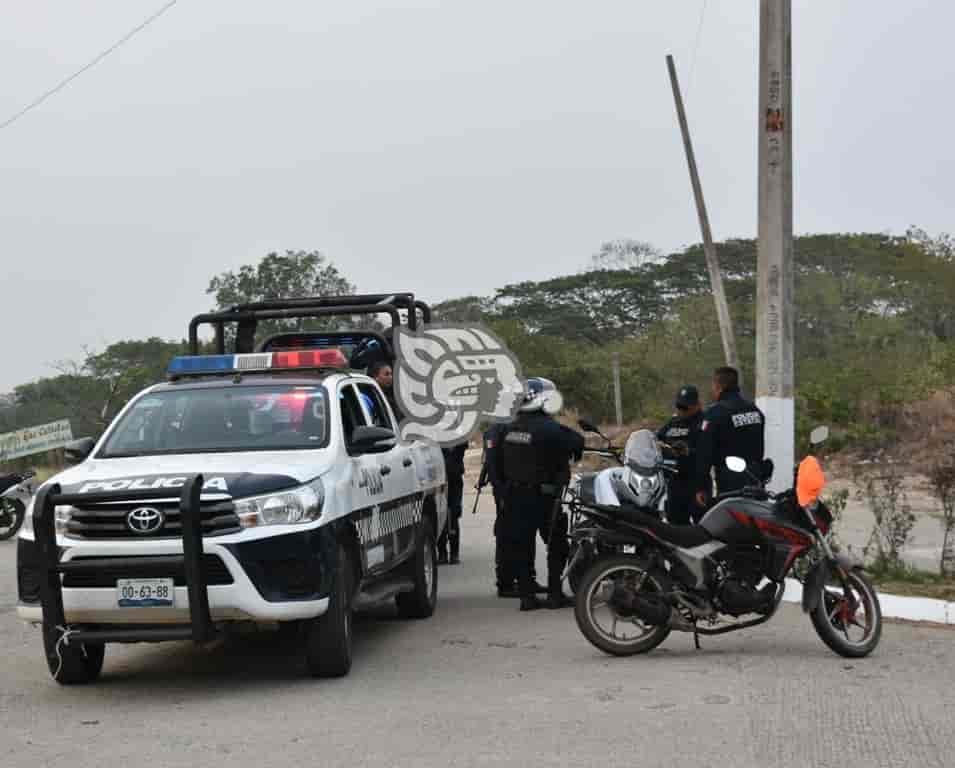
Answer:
[
  {"left": 206, "top": 250, "right": 357, "bottom": 343},
  {"left": 587, "top": 239, "right": 662, "bottom": 272}
]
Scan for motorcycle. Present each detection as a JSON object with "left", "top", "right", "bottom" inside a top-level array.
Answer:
[
  {"left": 563, "top": 424, "right": 677, "bottom": 594},
  {"left": 570, "top": 427, "right": 883, "bottom": 659},
  {"left": 0, "top": 470, "right": 37, "bottom": 541}
]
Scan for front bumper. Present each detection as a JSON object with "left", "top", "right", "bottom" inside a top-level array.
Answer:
[{"left": 17, "top": 525, "right": 337, "bottom": 626}]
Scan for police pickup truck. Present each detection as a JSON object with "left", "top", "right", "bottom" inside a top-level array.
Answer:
[{"left": 17, "top": 294, "right": 448, "bottom": 683}]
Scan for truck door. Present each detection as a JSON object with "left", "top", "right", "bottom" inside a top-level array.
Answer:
[
  {"left": 339, "top": 382, "right": 395, "bottom": 575},
  {"left": 355, "top": 381, "right": 420, "bottom": 567}
]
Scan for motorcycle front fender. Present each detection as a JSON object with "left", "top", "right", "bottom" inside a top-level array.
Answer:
[{"left": 801, "top": 553, "right": 860, "bottom": 614}]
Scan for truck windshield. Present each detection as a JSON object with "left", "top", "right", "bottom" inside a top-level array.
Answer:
[{"left": 99, "top": 384, "right": 330, "bottom": 458}]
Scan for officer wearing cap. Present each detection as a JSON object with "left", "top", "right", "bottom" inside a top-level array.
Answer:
[
  {"left": 656, "top": 384, "right": 707, "bottom": 524},
  {"left": 495, "top": 378, "right": 584, "bottom": 611},
  {"left": 695, "top": 366, "right": 766, "bottom": 507}
]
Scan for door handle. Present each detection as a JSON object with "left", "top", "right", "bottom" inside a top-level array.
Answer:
[
  {"left": 402, "top": 458, "right": 413, "bottom": 468},
  {"left": 380, "top": 465, "right": 392, "bottom": 476}
]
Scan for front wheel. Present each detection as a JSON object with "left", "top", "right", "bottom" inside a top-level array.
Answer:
[
  {"left": 305, "top": 543, "right": 354, "bottom": 678},
  {"left": 574, "top": 555, "right": 671, "bottom": 656},
  {"left": 43, "top": 627, "right": 105, "bottom": 685},
  {"left": 810, "top": 568, "right": 882, "bottom": 658},
  {"left": 0, "top": 499, "right": 25, "bottom": 540}
]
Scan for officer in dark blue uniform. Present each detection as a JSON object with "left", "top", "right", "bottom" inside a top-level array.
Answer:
[
  {"left": 496, "top": 378, "right": 584, "bottom": 611},
  {"left": 481, "top": 424, "right": 542, "bottom": 598},
  {"left": 695, "top": 367, "right": 766, "bottom": 506},
  {"left": 656, "top": 385, "right": 707, "bottom": 524},
  {"left": 438, "top": 441, "right": 467, "bottom": 564}
]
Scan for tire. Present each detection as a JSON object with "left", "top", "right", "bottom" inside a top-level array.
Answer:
[
  {"left": 305, "top": 543, "right": 354, "bottom": 678},
  {"left": 396, "top": 525, "right": 438, "bottom": 619},
  {"left": 43, "top": 628, "right": 105, "bottom": 685},
  {"left": 810, "top": 568, "right": 882, "bottom": 658},
  {"left": 574, "top": 555, "right": 671, "bottom": 657},
  {"left": 0, "top": 499, "right": 25, "bottom": 541}
]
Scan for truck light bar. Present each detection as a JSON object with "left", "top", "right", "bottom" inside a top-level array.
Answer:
[{"left": 167, "top": 349, "right": 348, "bottom": 378}]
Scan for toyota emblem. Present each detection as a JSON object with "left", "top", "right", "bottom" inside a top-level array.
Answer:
[{"left": 127, "top": 507, "right": 165, "bottom": 535}]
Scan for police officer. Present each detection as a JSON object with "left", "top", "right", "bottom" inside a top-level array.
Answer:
[
  {"left": 695, "top": 367, "right": 766, "bottom": 507},
  {"left": 438, "top": 441, "right": 467, "bottom": 564},
  {"left": 481, "top": 424, "right": 543, "bottom": 598},
  {"left": 368, "top": 361, "right": 404, "bottom": 423},
  {"left": 657, "top": 385, "right": 707, "bottom": 524},
  {"left": 496, "top": 378, "right": 584, "bottom": 611}
]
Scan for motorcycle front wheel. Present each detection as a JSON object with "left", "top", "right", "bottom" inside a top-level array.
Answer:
[
  {"left": 574, "top": 555, "right": 671, "bottom": 656},
  {"left": 810, "top": 567, "right": 882, "bottom": 658},
  {"left": 0, "top": 499, "right": 25, "bottom": 540}
]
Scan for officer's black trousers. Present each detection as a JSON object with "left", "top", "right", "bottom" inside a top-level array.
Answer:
[
  {"left": 493, "top": 490, "right": 536, "bottom": 588},
  {"left": 438, "top": 472, "right": 464, "bottom": 559},
  {"left": 501, "top": 488, "right": 569, "bottom": 597},
  {"left": 665, "top": 488, "right": 708, "bottom": 526}
]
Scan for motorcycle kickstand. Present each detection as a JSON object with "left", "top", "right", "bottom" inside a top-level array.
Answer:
[{"left": 693, "top": 624, "right": 701, "bottom": 650}]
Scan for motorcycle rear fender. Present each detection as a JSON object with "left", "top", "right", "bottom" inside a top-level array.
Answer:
[{"left": 801, "top": 553, "right": 862, "bottom": 614}]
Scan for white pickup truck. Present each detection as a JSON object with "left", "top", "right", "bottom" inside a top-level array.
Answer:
[{"left": 18, "top": 308, "right": 448, "bottom": 684}]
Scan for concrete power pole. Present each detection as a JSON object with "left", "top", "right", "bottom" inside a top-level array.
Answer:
[
  {"left": 756, "top": 0, "right": 794, "bottom": 491},
  {"left": 666, "top": 54, "right": 739, "bottom": 375}
]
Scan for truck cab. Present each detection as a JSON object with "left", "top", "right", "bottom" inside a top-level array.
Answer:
[{"left": 17, "top": 294, "right": 447, "bottom": 683}]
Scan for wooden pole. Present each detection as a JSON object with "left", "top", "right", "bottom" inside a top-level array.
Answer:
[
  {"left": 666, "top": 54, "right": 740, "bottom": 377},
  {"left": 756, "top": 0, "right": 794, "bottom": 491},
  {"left": 612, "top": 352, "right": 623, "bottom": 427}
]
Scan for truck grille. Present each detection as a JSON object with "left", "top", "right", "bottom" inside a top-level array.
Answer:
[
  {"left": 65, "top": 499, "right": 240, "bottom": 540},
  {"left": 62, "top": 554, "right": 234, "bottom": 588}
]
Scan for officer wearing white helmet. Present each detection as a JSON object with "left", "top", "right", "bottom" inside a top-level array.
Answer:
[{"left": 494, "top": 378, "right": 584, "bottom": 611}]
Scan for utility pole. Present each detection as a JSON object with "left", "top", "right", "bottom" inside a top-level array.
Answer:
[
  {"left": 612, "top": 352, "right": 623, "bottom": 427},
  {"left": 666, "top": 54, "right": 739, "bottom": 375},
  {"left": 756, "top": 0, "right": 794, "bottom": 491}
]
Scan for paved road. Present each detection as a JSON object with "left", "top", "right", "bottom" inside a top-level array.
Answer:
[{"left": 2, "top": 495, "right": 954, "bottom": 768}]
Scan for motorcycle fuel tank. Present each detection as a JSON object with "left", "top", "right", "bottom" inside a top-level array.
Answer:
[{"left": 699, "top": 497, "right": 776, "bottom": 547}]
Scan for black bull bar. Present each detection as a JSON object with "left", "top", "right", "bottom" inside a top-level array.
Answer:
[{"left": 33, "top": 475, "right": 215, "bottom": 645}]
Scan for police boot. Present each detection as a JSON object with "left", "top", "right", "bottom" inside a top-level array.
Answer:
[
  {"left": 545, "top": 575, "right": 573, "bottom": 609},
  {"left": 436, "top": 535, "right": 449, "bottom": 565},
  {"left": 449, "top": 533, "right": 460, "bottom": 565},
  {"left": 518, "top": 577, "right": 543, "bottom": 611}
]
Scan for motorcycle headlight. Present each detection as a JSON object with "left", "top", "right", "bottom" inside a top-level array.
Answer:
[{"left": 235, "top": 478, "right": 325, "bottom": 528}]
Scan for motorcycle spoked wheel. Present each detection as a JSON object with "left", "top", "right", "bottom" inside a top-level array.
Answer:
[
  {"left": 0, "top": 499, "right": 25, "bottom": 541},
  {"left": 810, "top": 567, "right": 882, "bottom": 658},
  {"left": 574, "top": 555, "right": 672, "bottom": 656}
]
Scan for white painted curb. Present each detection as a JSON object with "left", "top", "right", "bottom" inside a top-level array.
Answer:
[{"left": 782, "top": 579, "right": 954, "bottom": 626}]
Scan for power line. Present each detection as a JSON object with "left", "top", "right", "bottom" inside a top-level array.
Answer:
[
  {"left": 687, "top": 0, "right": 709, "bottom": 100},
  {"left": 0, "top": 0, "right": 180, "bottom": 132}
]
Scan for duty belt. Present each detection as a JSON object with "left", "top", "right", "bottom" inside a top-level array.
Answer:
[{"left": 505, "top": 480, "right": 561, "bottom": 496}]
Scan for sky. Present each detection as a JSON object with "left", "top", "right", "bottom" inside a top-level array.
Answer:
[{"left": 1, "top": 0, "right": 953, "bottom": 392}]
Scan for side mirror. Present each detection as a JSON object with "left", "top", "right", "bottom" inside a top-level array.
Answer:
[
  {"left": 810, "top": 426, "right": 830, "bottom": 446},
  {"left": 64, "top": 437, "right": 96, "bottom": 464},
  {"left": 578, "top": 418, "right": 599, "bottom": 434},
  {"left": 351, "top": 425, "right": 396, "bottom": 454},
  {"left": 725, "top": 456, "right": 747, "bottom": 474}
]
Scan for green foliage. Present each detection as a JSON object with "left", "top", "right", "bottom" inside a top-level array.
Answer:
[{"left": 206, "top": 250, "right": 356, "bottom": 343}]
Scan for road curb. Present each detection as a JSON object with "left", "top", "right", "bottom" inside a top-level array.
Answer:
[{"left": 782, "top": 578, "right": 954, "bottom": 626}]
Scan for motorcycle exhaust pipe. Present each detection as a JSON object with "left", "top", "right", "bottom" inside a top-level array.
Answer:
[{"left": 607, "top": 584, "right": 670, "bottom": 626}]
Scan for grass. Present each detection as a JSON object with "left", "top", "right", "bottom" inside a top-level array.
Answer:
[{"left": 867, "top": 560, "right": 955, "bottom": 602}]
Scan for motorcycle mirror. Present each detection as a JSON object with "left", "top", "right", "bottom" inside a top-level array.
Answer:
[
  {"left": 809, "top": 426, "right": 830, "bottom": 446},
  {"left": 725, "top": 456, "right": 747, "bottom": 474}
]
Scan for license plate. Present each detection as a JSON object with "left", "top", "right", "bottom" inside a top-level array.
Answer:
[{"left": 117, "top": 578, "right": 175, "bottom": 608}]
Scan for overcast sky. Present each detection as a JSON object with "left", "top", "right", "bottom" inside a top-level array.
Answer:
[{"left": 1, "top": 0, "right": 952, "bottom": 392}]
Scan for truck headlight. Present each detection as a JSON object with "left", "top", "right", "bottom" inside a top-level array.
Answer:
[
  {"left": 19, "top": 500, "right": 72, "bottom": 538},
  {"left": 234, "top": 478, "right": 325, "bottom": 528}
]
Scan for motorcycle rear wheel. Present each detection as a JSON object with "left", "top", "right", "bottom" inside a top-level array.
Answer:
[
  {"left": 0, "top": 499, "right": 25, "bottom": 540},
  {"left": 810, "top": 568, "right": 882, "bottom": 658},
  {"left": 574, "top": 555, "right": 671, "bottom": 656}
]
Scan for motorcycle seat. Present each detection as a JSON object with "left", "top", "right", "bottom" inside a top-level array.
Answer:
[{"left": 601, "top": 503, "right": 714, "bottom": 549}]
